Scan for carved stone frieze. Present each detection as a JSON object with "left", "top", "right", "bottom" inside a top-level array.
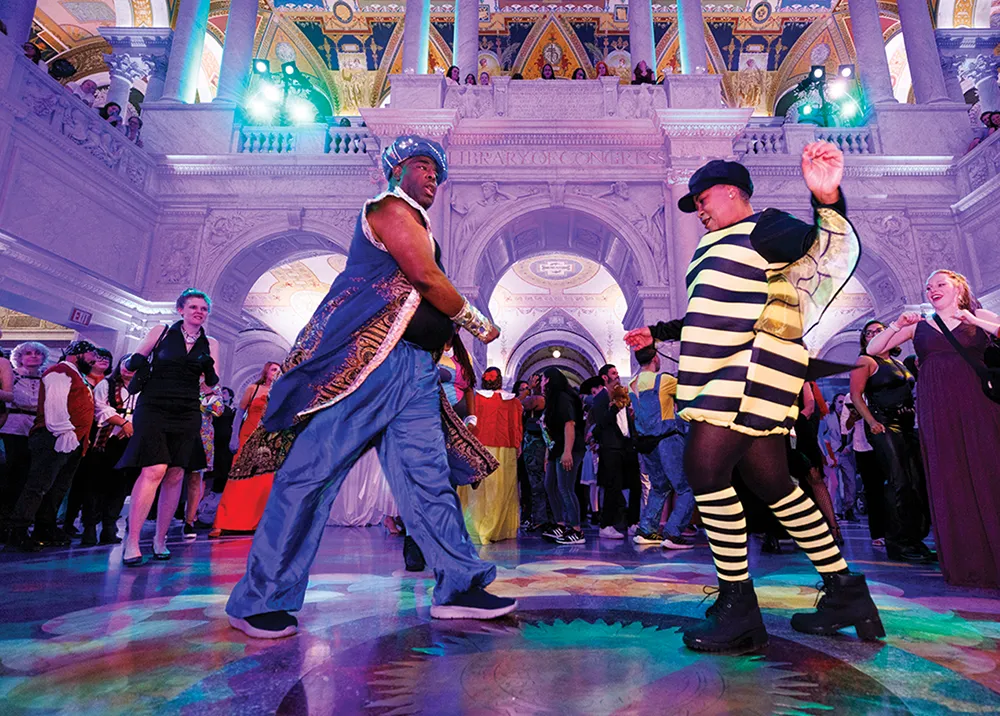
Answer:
[
  {"left": 913, "top": 226, "right": 963, "bottom": 279},
  {"left": 450, "top": 182, "right": 541, "bottom": 269},
  {"left": 156, "top": 227, "right": 200, "bottom": 285},
  {"left": 206, "top": 210, "right": 272, "bottom": 247}
]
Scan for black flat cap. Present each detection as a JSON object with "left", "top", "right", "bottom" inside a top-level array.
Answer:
[{"left": 677, "top": 159, "right": 754, "bottom": 213}]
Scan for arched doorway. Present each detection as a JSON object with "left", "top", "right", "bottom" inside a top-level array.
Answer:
[{"left": 487, "top": 251, "right": 630, "bottom": 387}]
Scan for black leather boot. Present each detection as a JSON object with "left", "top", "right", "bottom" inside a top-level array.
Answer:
[
  {"left": 791, "top": 571, "right": 885, "bottom": 641},
  {"left": 403, "top": 535, "right": 426, "bottom": 572},
  {"left": 6, "top": 529, "right": 44, "bottom": 553},
  {"left": 683, "top": 579, "right": 768, "bottom": 653},
  {"left": 79, "top": 525, "right": 98, "bottom": 546}
]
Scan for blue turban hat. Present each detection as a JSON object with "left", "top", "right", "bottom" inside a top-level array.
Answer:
[{"left": 381, "top": 135, "right": 448, "bottom": 184}]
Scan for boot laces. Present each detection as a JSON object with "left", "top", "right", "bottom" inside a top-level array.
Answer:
[
  {"left": 699, "top": 584, "right": 719, "bottom": 608},
  {"left": 812, "top": 580, "right": 829, "bottom": 609}
]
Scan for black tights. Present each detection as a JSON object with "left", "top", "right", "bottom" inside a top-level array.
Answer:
[{"left": 684, "top": 422, "right": 796, "bottom": 504}]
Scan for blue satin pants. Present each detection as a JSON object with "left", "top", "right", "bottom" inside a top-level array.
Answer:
[{"left": 226, "top": 341, "right": 496, "bottom": 618}]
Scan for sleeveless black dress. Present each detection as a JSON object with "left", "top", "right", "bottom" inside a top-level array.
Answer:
[{"left": 117, "top": 322, "right": 210, "bottom": 471}]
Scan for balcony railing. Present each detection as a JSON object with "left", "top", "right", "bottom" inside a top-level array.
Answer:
[
  {"left": 736, "top": 120, "right": 880, "bottom": 156},
  {"left": 234, "top": 120, "right": 372, "bottom": 155},
  {"left": 3, "top": 46, "right": 154, "bottom": 191},
  {"left": 954, "top": 128, "right": 1000, "bottom": 198}
]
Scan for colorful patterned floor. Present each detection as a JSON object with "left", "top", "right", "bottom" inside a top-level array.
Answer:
[{"left": 1, "top": 522, "right": 999, "bottom": 715}]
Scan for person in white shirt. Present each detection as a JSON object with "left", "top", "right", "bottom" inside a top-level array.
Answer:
[
  {"left": 5, "top": 341, "right": 98, "bottom": 552},
  {"left": 841, "top": 393, "right": 886, "bottom": 547}
]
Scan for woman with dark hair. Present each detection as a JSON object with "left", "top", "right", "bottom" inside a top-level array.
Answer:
[
  {"left": 100, "top": 102, "right": 123, "bottom": 128},
  {"left": 850, "top": 319, "right": 931, "bottom": 563},
  {"left": 457, "top": 367, "right": 523, "bottom": 543},
  {"left": 540, "top": 63, "right": 556, "bottom": 80},
  {"left": 541, "top": 367, "right": 585, "bottom": 544},
  {"left": 868, "top": 270, "right": 1000, "bottom": 586},
  {"left": 119, "top": 288, "right": 220, "bottom": 564},
  {"left": 479, "top": 72, "right": 491, "bottom": 86},
  {"left": 572, "top": 67, "right": 587, "bottom": 80},
  {"left": 464, "top": 73, "right": 477, "bottom": 85},
  {"left": 209, "top": 361, "right": 281, "bottom": 538},
  {"left": 22, "top": 43, "right": 43, "bottom": 65},
  {"left": 446, "top": 65, "right": 461, "bottom": 84},
  {"left": 632, "top": 60, "right": 655, "bottom": 85}
]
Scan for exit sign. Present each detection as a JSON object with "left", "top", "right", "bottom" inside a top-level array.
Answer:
[{"left": 69, "top": 308, "right": 92, "bottom": 326}]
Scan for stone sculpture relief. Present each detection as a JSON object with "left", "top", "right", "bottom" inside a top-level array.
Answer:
[{"left": 450, "top": 182, "right": 539, "bottom": 268}]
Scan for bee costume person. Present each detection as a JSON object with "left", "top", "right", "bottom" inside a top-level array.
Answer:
[{"left": 626, "top": 142, "right": 884, "bottom": 652}]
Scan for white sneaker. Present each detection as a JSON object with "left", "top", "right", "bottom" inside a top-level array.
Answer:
[
  {"left": 599, "top": 526, "right": 625, "bottom": 540},
  {"left": 661, "top": 534, "right": 696, "bottom": 550}
]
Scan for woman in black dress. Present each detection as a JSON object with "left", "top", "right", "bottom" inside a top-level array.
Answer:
[
  {"left": 119, "top": 289, "right": 220, "bottom": 564},
  {"left": 851, "top": 320, "right": 932, "bottom": 563}
]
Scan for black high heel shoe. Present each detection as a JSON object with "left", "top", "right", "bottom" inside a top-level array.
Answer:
[
  {"left": 152, "top": 548, "right": 171, "bottom": 561},
  {"left": 122, "top": 553, "right": 145, "bottom": 567}
]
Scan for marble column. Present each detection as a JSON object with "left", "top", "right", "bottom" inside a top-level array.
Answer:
[
  {"left": 846, "top": 0, "right": 896, "bottom": 104},
  {"left": 667, "top": 175, "right": 703, "bottom": 312},
  {"left": 967, "top": 54, "right": 1000, "bottom": 113},
  {"left": 940, "top": 56, "right": 966, "bottom": 103},
  {"left": 214, "top": 0, "right": 258, "bottom": 104},
  {"left": 0, "top": 0, "right": 38, "bottom": 45},
  {"left": 896, "top": 0, "right": 950, "bottom": 103},
  {"left": 401, "top": 0, "right": 430, "bottom": 74},
  {"left": 452, "top": 0, "right": 479, "bottom": 80},
  {"left": 143, "top": 55, "right": 170, "bottom": 102},
  {"left": 104, "top": 53, "right": 145, "bottom": 112},
  {"left": 161, "top": 0, "right": 211, "bottom": 103},
  {"left": 628, "top": 0, "right": 655, "bottom": 75},
  {"left": 677, "top": 0, "right": 708, "bottom": 74}
]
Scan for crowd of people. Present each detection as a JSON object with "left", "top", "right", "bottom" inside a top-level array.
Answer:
[
  {"left": 1, "top": 133, "right": 999, "bottom": 651},
  {"left": 444, "top": 59, "right": 668, "bottom": 85},
  {"left": 17, "top": 40, "right": 145, "bottom": 146}
]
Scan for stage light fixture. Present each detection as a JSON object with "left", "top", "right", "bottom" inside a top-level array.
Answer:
[
  {"left": 839, "top": 64, "right": 855, "bottom": 79},
  {"left": 811, "top": 65, "right": 826, "bottom": 80},
  {"left": 253, "top": 59, "right": 270, "bottom": 75},
  {"left": 282, "top": 61, "right": 299, "bottom": 77},
  {"left": 801, "top": 104, "right": 814, "bottom": 116},
  {"left": 841, "top": 102, "right": 858, "bottom": 119},
  {"left": 552, "top": 349, "right": 562, "bottom": 359},
  {"left": 246, "top": 95, "right": 276, "bottom": 123}
]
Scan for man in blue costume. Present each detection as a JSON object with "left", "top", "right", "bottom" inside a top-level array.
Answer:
[{"left": 226, "top": 136, "right": 517, "bottom": 639}]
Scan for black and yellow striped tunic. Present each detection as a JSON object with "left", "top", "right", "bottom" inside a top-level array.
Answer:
[
  {"left": 659, "top": 196, "right": 855, "bottom": 438},
  {"left": 676, "top": 213, "right": 808, "bottom": 436}
]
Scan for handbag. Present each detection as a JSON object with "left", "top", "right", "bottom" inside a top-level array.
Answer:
[
  {"left": 127, "top": 325, "right": 169, "bottom": 395},
  {"left": 932, "top": 314, "right": 1000, "bottom": 405}
]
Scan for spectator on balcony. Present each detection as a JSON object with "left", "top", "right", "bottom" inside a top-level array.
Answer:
[
  {"left": 540, "top": 63, "right": 556, "bottom": 80},
  {"left": 71, "top": 79, "right": 98, "bottom": 107},
  {"left": 479, "top": 71, "right": 491, "bottom": 86},
  {"left": 572, "top": 67, "right": 586, "bottom": 80},
  {"left": 22, "top": 43, "right": 47, "bottom": 71},
  {"left": 464, "top": 73, "right": 477, "bottom": 85},
  {"left": 511, "top": 72, "right": 523, "bottom": 80},
  {"left": 595, "top": 61, "right": 609, "bottom": 78},
  {"left": 446, "top": 65, "right": 461, "bottom": 85},
  {"left": 100, "top": 102, "right": 123, "bottom": 129},
  {"left": 48, "top": 58, "right": 76, "bottom": 81},
  {"left": 632, "top": 61, "right": 655, "bottom": 85},
  {"left": 125, "top": 116, "right": 143, "bottom": 147}
]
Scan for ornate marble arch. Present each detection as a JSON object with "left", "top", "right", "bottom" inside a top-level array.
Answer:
[
  {"left": 509, "top": 332, "right": 603, "bottom": 385},
  {"left": 450, "top": 192, "right": 665, "bottom": 301},
  {"left": 208, "top": 226, "right": 351, "bottom": 313},
  {"left": 503, "top": 310, "right": 606, "bottom": 379},
  {"left": 936, "top": 0, "right": 995, "bottom": 28}
]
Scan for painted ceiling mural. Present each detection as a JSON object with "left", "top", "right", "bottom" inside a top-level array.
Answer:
[{"left": 25, "top": 1, "right": 998, "bottom": 117}]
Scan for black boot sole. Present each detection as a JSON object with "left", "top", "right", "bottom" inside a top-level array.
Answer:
[
  {"left": 791, "top": 615, "right": 886, "bottom": 641},
  {"left": 683, "top": 626, "right": 769, "bottom": 653}
]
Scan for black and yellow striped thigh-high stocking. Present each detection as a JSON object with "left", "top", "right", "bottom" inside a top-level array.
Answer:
[
  {"left": 694, "top": 487, "right": 750, "bottom": 583},
  {"left": 769, "top": 486, "right": 848, "bottom": 575}
]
